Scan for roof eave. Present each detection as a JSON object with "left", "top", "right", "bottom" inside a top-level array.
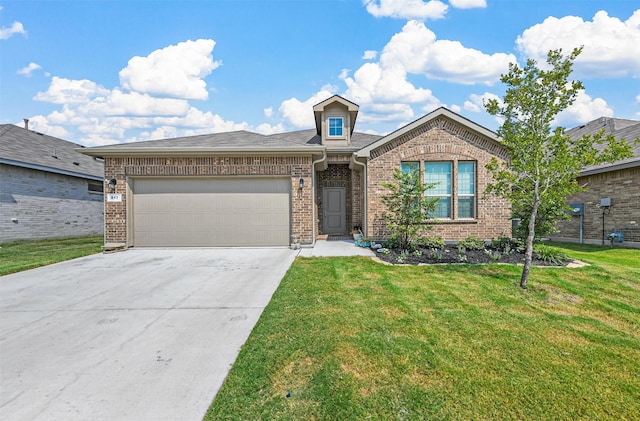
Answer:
[
  {"left": 0, "top": 158, "right": 103, "bottom": 180},
  {"left": 579, "top": 159, "right": 640, "bottom": 177},
  {"left": 76, "top": 146, "right": 326, "bottom": 158}
]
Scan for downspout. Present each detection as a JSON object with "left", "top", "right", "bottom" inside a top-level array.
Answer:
[
  {"left": 311, "top": 149, "right": 327, "bottom": 246},
  {"left": 351, "top": 154, "right": 367, "bottom": 238}
]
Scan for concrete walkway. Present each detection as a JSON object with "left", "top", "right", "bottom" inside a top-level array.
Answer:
[{"left": 298, "top": 239, "right": 375, "bottom": 257}]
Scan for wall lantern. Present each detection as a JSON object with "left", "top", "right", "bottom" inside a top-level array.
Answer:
[
  {"left": 107, "top": 178, "right": 117, "bottom": 191},
  {"left": 299, "top": 178, "right": 304, "bottom": 189}
]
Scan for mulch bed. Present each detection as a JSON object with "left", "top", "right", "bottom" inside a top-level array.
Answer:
[{"left": 373, "top": 244, "right": 566, "bottom": 266}]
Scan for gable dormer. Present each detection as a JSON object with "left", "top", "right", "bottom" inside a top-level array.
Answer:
[{"left": 313, "top": 95, "right": 359, "bottom": 147}]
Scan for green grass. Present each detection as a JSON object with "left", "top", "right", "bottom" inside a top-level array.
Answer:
[
  {"left": 207, "top": 244, "right": 640, "bottom": 420},
  {"left": 0, "top": 236, "right": 103, "bottom": 276}
]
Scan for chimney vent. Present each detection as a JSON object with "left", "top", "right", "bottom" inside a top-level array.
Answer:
[{"left": 23, "top": 119, "right": 29, "bottom": 130}]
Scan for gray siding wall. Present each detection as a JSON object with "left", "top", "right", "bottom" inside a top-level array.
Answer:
[{"left": 0, "top": 164, "right": 104, "bottom": 242}]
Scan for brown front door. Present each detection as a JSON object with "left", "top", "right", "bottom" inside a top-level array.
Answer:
[{"left": 323, "top": 187, "right": 346, "bottom": 234}]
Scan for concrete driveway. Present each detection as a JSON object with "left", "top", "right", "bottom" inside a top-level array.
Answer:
[{"left": 0, "top": 247, "right": 297, "bottom": 421}]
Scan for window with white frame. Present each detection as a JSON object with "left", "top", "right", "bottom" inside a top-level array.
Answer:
[
  {"left": 457, "top": 161, "right": 475, "bottom": 218},
  {"left": 328, "top": 117, "right": 343, "bottom": 137},
  {"left": 424, "top": 162, "right": 452, "bottom": 218}
]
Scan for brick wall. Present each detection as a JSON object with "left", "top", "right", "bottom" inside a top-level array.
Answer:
[
  {"left": 366, "top": 125, "right": 512, "bottom": 241},
  {"left": 0, "top": 164, "right": 104, "bottom": 242},
  {"left": 104, "top": 155, "right": 314, "bottom": 245},
  {"left": 553, "top": 167, "right": 640, "bottom": 247}
]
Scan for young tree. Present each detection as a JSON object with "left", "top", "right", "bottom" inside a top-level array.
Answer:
[
  {"left": 485, "top": 47, "right": 634, "bottom": 288},
  {"left": 381, "top": 168, "right": 438, "bottom": 250}
]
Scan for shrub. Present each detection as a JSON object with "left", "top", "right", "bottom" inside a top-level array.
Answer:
[
  {"left": 456, "top": 236, "right": 486, "bottom": 251},
  {"left": 380, "top": 168, "right": 438, "bottom": 250},
  {"left": 533, "top": 244, "right": 570, "bottom": 265},
  {"left": 491, "top": 236, "right": 523, "bottom": 254},
  {"left": 417, "top": 236, "right": 445, "bottom": 250}
]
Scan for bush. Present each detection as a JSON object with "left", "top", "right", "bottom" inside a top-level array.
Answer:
[
  {"left": 533, "top": 244, "right": 570, "bottom": 265},
  {"left": 456, "top": 236, "right": 486, "bottom": 251},
  {"left": 417, "top": 236, "right": 445, "bottom": 250},
  {"left": 491, "top": 236, "right": 524, "bottom": 254}
]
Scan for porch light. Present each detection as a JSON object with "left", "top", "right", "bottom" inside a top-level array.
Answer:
[
  {"left": 299, "top": 178, "right": 304, "bottom": 189},
  {"left": 107, "top": 178, "right": 117, "bottom": 191}
]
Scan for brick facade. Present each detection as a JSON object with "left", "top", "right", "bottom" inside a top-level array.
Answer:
[
  {"left": 0, "top": 164, "right": 104, "bottom": 242},
  {"left": 104, "top": 155, "right": 314, "bottom": 245},
  {"left": 366, "top": 123, "right": 512, "bottom": 241},
  {"left": 553, "top": 167, "right": 640, "bottom": 247}
]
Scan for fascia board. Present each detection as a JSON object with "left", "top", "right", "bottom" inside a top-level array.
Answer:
[{"left": 76, "top": 146, "right": 326, "bottom": 158}]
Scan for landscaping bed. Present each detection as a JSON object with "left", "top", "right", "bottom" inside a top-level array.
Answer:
[{"left": 374, "top": 243, "right": 566, "bottom": 266}]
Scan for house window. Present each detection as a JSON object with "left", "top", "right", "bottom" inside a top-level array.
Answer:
[
  {"left": 424, "top": 162, "right": 452, "bottom": 218},
  {"left": 88, "top": 180, "right": 104, "bottom": 194},
  {"left": 401, "top": 161, "right": 419, "bottom": 174},
  {"left": 458, "top": 162, "right": 475, "bottom": 218},
  {"left": 328, "top": 117, "right": 343, "bottom": 137}
]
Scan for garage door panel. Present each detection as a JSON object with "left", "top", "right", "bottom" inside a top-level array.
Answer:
[{"left": 132, "top": 178, "right": 291, "bottom": 247}]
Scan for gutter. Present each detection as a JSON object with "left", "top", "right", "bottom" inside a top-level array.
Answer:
[
  {"left": 76, "top": 146, "right": 326, "bottom": 158},
  {"left": 350, "top": 154, "right": 368, "bottom": 238},
  {"left": 311, "top": 149, "right": 327, "bottom": 246}
]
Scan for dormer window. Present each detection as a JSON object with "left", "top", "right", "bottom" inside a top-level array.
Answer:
[{"left": 328, "top": 117, "right": 344, "bottom": 137}]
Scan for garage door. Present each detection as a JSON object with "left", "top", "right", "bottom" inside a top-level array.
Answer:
[{"left": 131, "top": 178, "right": 291, "bottom": 247}]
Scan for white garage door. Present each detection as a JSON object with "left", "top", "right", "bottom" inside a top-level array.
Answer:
[{"left": 131, "top": 177, "right": 291, "bottom": 247}]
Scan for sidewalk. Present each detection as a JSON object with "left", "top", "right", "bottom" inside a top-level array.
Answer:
[{"left": 298, "top": 240, "right": 375, "bottom": 257}]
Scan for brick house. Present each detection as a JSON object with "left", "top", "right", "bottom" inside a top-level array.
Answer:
[
  {"left": 552, "top": 117, "right": 640, "bottom": 248},
  {"left": 0, "top": 123, "right": 104, "bottom": 242},
  {"left": 80, "top": 96, "right": 512, "bottom": 248}
]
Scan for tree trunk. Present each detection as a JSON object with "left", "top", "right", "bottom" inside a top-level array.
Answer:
[{"left": 520, "top": 200, "right": 539, "bottom": 289}]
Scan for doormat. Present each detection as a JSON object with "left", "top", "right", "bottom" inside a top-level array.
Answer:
[{"left": 327, "top": 235, "right": 353, "bottom": 241}]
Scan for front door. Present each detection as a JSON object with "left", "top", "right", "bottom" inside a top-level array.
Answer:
[{"left": 323, "top": 187, "right": 346, "bottom": 234}]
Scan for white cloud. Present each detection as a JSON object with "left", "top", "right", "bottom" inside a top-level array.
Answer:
[
  {"left": 0, "top": 21, "right": 26, "bottom": 40},
  {"left": 17, "top": 62, "right": 41, "bottom": 77},
  {"left": 380, "top": 20, "right": 516, "bottom": 85},
  {"left": 448, "top": 0, "right": 486, "bottom": 8},
  {"left": 555, "top": 90, "right": 614, "bottom": 126},
  {"left": 636, "top": 94, "right": 640, "bottom": 104},
  {"left": 34, "top": 77, "right": 110, "bottom": 104},
  {"left": 362, "top": 50, "right": 378, "bottom": 60},
  {"left": 364, "top": 0, "right": 448, "bottom": 20},
  {"left": 463, "top": 92, "right": 501, "bottom": 112},
  {"left": 264, "top": 107, "right": 273, "bottom": 118},
  {"left": 517, "top": 10, "right": 640, "bottom": 78},
  {"left": 16, "top": 115, "right": 72, "bottom": 139},
  {"left": 279, "top": 87, "right": 337, "bottom": 128},
  {"left": 255, "top": 122, "right": 285, "bottom": 135},
  {"left": 358, "top": 102, "right": 415, "bottom": 123},
  {"left": 77, "top": 90, "right": 190, "bottom": 117},
  {"left": 119, "top": 39, "right": 221, "bottom": 100},
  {"left": 450, "top": 104, "right": 461, "bottom": 113}
]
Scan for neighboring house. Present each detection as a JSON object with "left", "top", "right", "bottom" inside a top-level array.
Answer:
[
  {"left": 552, "top": 117, "right": 640, "bottom": 248},
  {"left": 80, "top": 95, "right": 512, "bottom": 248},
  {"left": 0, "top": 123, "right": 104, "bottom": 243}
]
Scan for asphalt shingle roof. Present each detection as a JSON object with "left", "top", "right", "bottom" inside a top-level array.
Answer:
[
  {"left": 566, "top": 117, "right": 640, "bottom": 175},
  {"left": 81, "top": 129, "right": 382, "bottom": 152},
  {"left": 0, "top": 124, "right": 103, "bottom": 179}
]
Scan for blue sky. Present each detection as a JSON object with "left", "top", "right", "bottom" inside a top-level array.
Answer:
[{"left": 1, "top": 0, "right": 639, "bottom": 146}]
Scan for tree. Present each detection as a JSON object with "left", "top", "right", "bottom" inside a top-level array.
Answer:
[
  {"left": 381, "top": 168, "right": 438, "bottom": 250},
  {"left": 485, "top": 47, "right": 634, "bottom": 289}
]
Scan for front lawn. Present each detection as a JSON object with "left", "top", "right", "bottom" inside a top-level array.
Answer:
[
  {"left": 207, "top": 244, "right": 640, "bottom": 420},
  {"left": 0, "top": 236, "right": 103, "bottom": 276}
]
